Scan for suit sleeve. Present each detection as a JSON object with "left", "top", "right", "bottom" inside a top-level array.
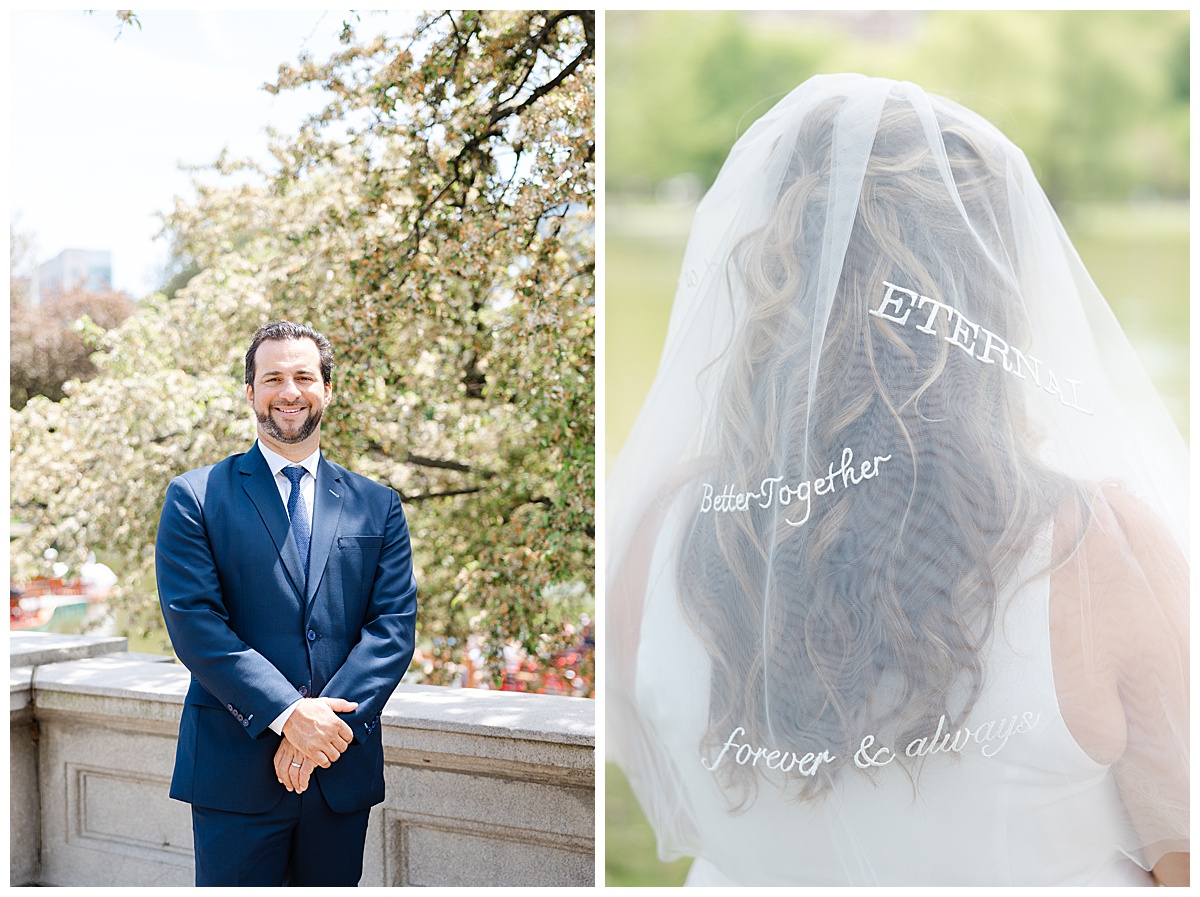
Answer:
[
  {"left": 320, "top": 488, "right": 418, "bottom": 741},
  {"left": 156, "top": 475, "right": 302, "bottom": 738}
]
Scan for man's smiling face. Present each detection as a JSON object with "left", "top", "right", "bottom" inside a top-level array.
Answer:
[{"left": 246, "top": 337, "right": 332, "bottom": 458}]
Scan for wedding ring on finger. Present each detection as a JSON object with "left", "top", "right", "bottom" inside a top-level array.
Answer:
[{"left": 291, "top": 761, "right": 302, "bottom": 768}]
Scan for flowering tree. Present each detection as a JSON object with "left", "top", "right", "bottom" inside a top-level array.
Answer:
[{"left": 10, "top": 10, "right": 595, "bottom": 690}]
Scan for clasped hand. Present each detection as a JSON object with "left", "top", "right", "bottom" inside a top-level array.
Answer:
[{"left": 274, "top": 696, "right": 358, "bottom": 793}]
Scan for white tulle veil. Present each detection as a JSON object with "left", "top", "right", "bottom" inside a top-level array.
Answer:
[{"left": 607, "top": 74, "right": 1187, "bottom": 882}]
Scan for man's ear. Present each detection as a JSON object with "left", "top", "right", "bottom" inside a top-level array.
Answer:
[{"left": 246, "top": 383, "right": 255, "bottom": 406}]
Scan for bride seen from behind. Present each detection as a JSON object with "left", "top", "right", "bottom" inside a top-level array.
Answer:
[{"left": 607, "top": 74, "right": 1188, "bottom": 887}]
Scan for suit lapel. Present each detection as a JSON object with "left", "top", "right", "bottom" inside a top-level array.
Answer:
[
  {"left": 238, "top": 445, "right": 307, "bottom": 600},
  {"left": 306, "top": 457, "right": 344, "bottom": 604}
]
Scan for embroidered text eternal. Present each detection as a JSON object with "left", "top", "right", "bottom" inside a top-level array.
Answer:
[{"left": 870, "top": 281, "right": 1093, "bottom": 415}]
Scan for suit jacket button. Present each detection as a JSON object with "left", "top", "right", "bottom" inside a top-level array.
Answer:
[
  {"left": 299, "top": 686, "right": 309, "bottom": 697},
  {"left": 243, "top": 720, "right": 249, "bottom": 727},
  {"left": 306, "top": 630, "right": 316, "bottom": 641}
]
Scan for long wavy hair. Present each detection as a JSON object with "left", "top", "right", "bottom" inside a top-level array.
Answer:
[{"left": 677, "top": 93, "right": 1084, "bottom": 805}]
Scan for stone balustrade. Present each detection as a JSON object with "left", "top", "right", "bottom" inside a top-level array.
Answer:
[{"left": 10, "top": 631, "right": 595, "bottom": 887}]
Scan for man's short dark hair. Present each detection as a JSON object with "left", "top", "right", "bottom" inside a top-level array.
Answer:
[{"left": 244, "top": 321, "right": 334, "bottom": 387}]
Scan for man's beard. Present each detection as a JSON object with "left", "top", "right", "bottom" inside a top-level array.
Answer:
[{"left": 257, "top": 404, "right": 323, "bottom": 444}]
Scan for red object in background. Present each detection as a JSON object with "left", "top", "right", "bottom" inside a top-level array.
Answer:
[{"left": 17, "top": 577, "right": 85, "bottom": 598}]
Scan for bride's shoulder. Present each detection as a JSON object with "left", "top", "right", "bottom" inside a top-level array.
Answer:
[
  {"left": 1053, "top": 478, "right": 1187, "bottom": 669},
  {"left": 1064, "top": 480, "right": 1186, "bottom": 583},
  {"left": 1049, "top": 480, "right": 1187, "bottom": 765}
]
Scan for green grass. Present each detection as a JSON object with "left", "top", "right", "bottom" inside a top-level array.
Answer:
[
  {"left": 604, "top": 762, "right": 692, "bottom": 886},
  {"left": 604, "top": 206, "right": 691, "bottom": 466}
]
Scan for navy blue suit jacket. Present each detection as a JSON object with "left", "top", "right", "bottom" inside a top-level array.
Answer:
[{"left": 156, "top": 443, "right": 417, "bottom": 815}]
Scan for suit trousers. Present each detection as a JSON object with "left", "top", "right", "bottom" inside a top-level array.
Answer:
[{"left": 191, "top": 783, "right": 371, "bottom": 886}]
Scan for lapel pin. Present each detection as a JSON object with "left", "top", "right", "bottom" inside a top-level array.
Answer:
[{"left": 330, "top": 490, "right": 341, "bottom": 497}]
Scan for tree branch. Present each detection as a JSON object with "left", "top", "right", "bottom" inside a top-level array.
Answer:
[
  {"left": 489, "top": 12, "right": 594, "bottom": 125},
  {"left": 402, "top": 487, "right": 483, "bottom": 503},
  {"left": 404, "top": 452, "right": 474, "bottom": 473}
]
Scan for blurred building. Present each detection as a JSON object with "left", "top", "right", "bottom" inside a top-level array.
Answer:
[{"left": 30, "top": 249, "right": 112, "bottom": 305}]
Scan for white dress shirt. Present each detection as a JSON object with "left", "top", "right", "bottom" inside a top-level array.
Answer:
[
  {"left": 255, "top": 441, "right": 321, "bottom": 735},
  {"left": 257, "top": 440, "right": 319, "bottom": 533}
]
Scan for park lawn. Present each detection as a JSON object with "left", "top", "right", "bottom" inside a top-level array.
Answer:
[{"left": 605, "top": 762, "right": 692, "bottom": 886}]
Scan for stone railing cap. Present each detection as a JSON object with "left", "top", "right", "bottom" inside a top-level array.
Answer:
[
  {"left": 21, "top": 650, "right": 594, "bottom": 746},
  {"left": 33, "top": 653, "right": 189, "bottom": 702},
  {"left": 10, "top": 631, "right": 127, "bottom": 668},
  {"left": 11, "top": 666, "right": 34, "bottom": 713},
  {"left": 382, "top": 683, "right": 594, "bottom": 745}
]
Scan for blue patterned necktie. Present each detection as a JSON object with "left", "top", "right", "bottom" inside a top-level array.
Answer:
[{"left": 283, "top": 466, "right": 311, "bottom": 580}]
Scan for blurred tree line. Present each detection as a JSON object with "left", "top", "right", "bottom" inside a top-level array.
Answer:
[{"left": 606, "top": 10, "right": 1188, "bottom": 205}]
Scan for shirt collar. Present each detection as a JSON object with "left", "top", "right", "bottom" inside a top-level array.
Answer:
[{"left": 256, "top": 441, "right": 321, "bottom": 480}]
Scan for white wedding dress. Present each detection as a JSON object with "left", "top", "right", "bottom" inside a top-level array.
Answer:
[{"left": 632, "top": 505, "right": 1154, "bottom": 887}]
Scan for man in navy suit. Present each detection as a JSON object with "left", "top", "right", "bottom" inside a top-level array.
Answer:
[{"left": 156, "top": 321, "right": 418, "bottom": 886}]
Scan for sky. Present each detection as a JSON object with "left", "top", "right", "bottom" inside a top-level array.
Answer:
[{"left": 9, "top": 9, "right": 415, "bottom": 297}]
